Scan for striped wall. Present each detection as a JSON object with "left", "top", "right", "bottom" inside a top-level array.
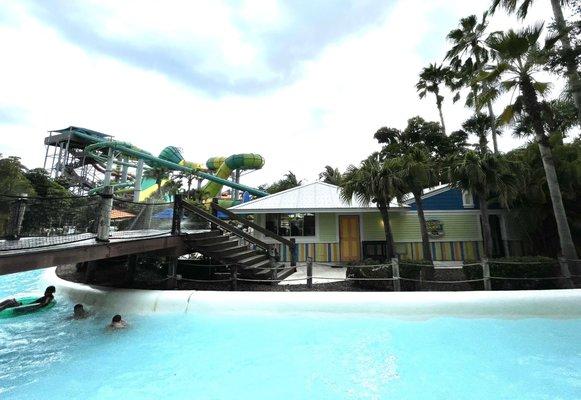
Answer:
[
  {"left": 394, "top": 241, "right": 484, "bottom": 261},
  {"left": 272, "top": 240, "right": 485, "bottom": 262},
  {"left": 272, "top": 242, "right": 341, "bottom": 263}
]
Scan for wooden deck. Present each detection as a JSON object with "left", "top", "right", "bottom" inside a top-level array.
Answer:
[{"left": 0, "top": 230, "right": 209, "bottom": 275}]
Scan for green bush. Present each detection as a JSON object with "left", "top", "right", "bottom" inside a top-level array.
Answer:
[
  {"left": 346, "top": 258, "right": 426, "bottom": 291},
  {"left": 462, "top": 256, "right": 561, "bottom": 290}
]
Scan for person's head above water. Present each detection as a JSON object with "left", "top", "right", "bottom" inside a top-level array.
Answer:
[
  {"left": 45, "top": 286, "right": 56, "bottom": 296},
  {"left": 73, "top": 304, "right": 86, "bottom": 317},
  {"left": 109, "top": 314, "right": 127, "bottom": 329}
]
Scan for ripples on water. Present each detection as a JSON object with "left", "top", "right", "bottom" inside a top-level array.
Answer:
[{"left": 1, "top": 270, "right": 580, "bottom": 400}]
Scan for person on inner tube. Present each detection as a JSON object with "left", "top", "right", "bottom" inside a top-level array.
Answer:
[{"left": 0, "top": 286, "right": 55, "bottom": 311}]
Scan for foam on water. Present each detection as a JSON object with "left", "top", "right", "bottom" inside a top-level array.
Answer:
[{"left": 1, "top": 270, "right": 580, "bottom": 399}]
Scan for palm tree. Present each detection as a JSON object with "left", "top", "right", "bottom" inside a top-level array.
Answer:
[
  {"left": 460, "top": 113, "right": 496, "bottom": 154},
  {"left": 318, "top": 166, "right": 343, "bottom": 186},
  {"left": 340, "top": 154, "right": 400, "bottom": 259},
  {"left": 144, "top": 167, "right": 170, "bottom": 197},
  {"left": 481, "top": 25, "right": 578, "bottom": 260},
  {"left": 391, "top": 147, "right": 438, "bottom": 263},
  {"left": 490, "top": 0, "right": 581, "bottom": 124},
  {"left": 261, "top": 171, "right": 301, "bottom": 194},
  {"left": 446, "top": 13, "right": 500, "bottom": 153},
  {"left": 448, "top": 151, "right": 519, "bottom": 258},
  {"left": 416, "top": 63, "right": 452, "bottom": 134}
]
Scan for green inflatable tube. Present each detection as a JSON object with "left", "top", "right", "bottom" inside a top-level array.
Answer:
[{"left": 0, "top": 297, "right": 56, "bottom": 319}]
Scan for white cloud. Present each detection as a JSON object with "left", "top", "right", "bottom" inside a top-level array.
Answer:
[{"left": 0, "top": 0, "right": 560, "bottom": 189}]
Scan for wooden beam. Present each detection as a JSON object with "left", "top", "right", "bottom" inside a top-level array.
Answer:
[{"left": 0, "top": 236, "right": 192, "bottom": 276}]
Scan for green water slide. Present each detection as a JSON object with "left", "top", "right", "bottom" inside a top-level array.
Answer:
[{"left": 68, "top": 128, "right": 268, "bottom": 199}]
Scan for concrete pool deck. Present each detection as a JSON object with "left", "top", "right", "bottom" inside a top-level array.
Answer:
[{"left": 43, "top": 268, "right": 581, "bottom": 318}]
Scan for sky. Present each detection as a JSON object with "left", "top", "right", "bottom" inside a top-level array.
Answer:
[{"left": 0, "top": 0, "right": 558, "bottom": 188}]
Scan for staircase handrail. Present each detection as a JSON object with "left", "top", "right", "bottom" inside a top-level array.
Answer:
[
  {"left": 181, "top": 201, "right": 271, "bottom": 252},
  {"left": 210, "top": 202, "right": 294, "bottom": 248}
]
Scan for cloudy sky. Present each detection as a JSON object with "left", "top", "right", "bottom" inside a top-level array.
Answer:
[{"left": 0, "top": 0, "right": 555, "bottom": 187}]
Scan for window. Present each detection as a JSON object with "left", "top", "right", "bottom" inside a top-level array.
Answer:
[
  {"left": 462, "top": 190, "right": 474, "bottom": 207},
  {"left": 265, "top": 213, "right": 316, "bottom": 237}
]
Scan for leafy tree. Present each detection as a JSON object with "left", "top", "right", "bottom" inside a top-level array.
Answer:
[
  {"left": 416, "top": 64, "right": 453, "bottom": 134},
  {"left": 318, "top": 166, "right": 343, "bottom": 186},
  {"left": 260, "top": 171, "right": 301, "bottom": 194},
  {"left": 144, "top": 167, "right": 170, "bottom": 197},
  {"left": 505, "top": 136, "right": 581, "bottom": 256},
  {"left": 458, "top": 113, "right": 496, "bottom": 154},
  {"left": 390, "top": 147, "right": 439, "bottom": 263},
  {"left": 446, "top": 13, "right": 500, "bottom": 152},
  {"left": 447, "top": 151, "right": 520, "bottom": 257},
  {"left": 340, "top": 154, "right": 400, "bottom": 259},
  {"left": 376, "top": 116, "right": 467, "bottom": 164},
  {"left": 481, "top": 25, "right": 578, "bottom": 259},
  {"left": 0, "top": 156, "right": 35, "bottom": 233},
  {"left": 490, "top": 0, "right": 581, "bottom": 124}
]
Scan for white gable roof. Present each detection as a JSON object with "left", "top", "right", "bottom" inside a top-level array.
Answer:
[{"left": 230, "top": 181, "right": 406, "bottom": 213}]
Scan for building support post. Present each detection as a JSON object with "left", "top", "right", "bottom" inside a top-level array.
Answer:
[
  {"left": 558, "top": 257, "right": 574, "bottom": 289},
  {"left": 6, "top": 194, "right": 28, "bottom": 240},
  {"left": 126, "top": 254, "right": 138, "bottom": 285},
  {"left": 391, "top": 257, "right": 401, "bottom": 291},
  {"left": 97, "top": 186, "right": 113, "bottom": 242},
  {"left": 120, "top": 157, "right": 129, "bottom": 183},
  {"left": 482, "top": 258, "right": 491, "bottom": 291},
  {"left": 306, "top": 256, "right": 313, "bottom": 289},
  {"left": 85, "top": 260, "right": 98, "bottom": 283},
  {"left": 166, "top": 257, "right": 178, "bottom": 289},
  {"left": 230, "top": 264, "right": 238, "bottom": 291},
  {"left": 103, "top": 147, "right": 114, "bottom": 187},
  {"left": 290, "top": 238, "right": 297, "bottom": 267},
  {"left": 133, "top": 159, "right": 144, "bottom": 202}
]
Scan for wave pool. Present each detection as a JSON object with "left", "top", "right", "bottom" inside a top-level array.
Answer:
[{"left": 1, "top": 269, "right": 580, "bottom": 399}]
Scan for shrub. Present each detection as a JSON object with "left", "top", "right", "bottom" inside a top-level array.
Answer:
[
  {"left": 463, "top": 256, "right": 561, "bottom": 290},
  {"left": 346, "top": 258, "right": 425, "bottom": 291}
]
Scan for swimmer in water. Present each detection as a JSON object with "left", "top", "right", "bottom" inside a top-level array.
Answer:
[
  {"left": 108, "top": 314, "right": 127, "bottom": 329},
  {"left": 0, "top": 286, "right": 55, "bottom": 311},
  {"left": 73, "top": 304, "right": 88, "bottom": 319}
]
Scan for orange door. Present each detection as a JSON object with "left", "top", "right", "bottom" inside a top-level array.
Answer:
[{"left": 339, "top": 215, "right": 361, "bottom": 262}]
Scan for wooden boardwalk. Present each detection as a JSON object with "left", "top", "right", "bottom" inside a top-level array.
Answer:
[{"left": 0, "top": 230, "right": 208, "bottom": 276}]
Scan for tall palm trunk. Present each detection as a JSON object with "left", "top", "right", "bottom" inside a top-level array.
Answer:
[
  {"left": 478, "top": 192, "right": 494, "bottom": 258},
  {"left": 435, "top": 95, "right": 447, "bottom": 134},
  {"left": 475, "top": 53, "right": 499, "bottom": 153},
  {"left": 378, "top": 202, "right": 396, "bottom": 260},
  {"left": 521, "top": 76, "right": 579, "bottom": 260},
  {"left": 486, "top": 100, "right": 499, "bottom": 153},
  {"left": 551, "top": 0, "right": 581, "bottom": 125},
  {"left": 413, "top": 191, "right": 433, "bottom": 262}
]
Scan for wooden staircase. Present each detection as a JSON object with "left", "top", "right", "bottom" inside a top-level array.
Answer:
[{"left": 179, "top": 201, "right": 297, "bottom": 282}]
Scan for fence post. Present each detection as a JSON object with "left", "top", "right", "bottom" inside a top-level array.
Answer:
[
  {"left": 210, "top": 198, "right": 219, "bottom": 230},
  {"left": 6, "top": 193, "right": 28, "bottom": 240},
  {"left": 290, "top": 238, "right": 297, "bottom": 267},
  {"left": 172, "top": 194, "right": 182, "bottom": 235},
  {"left": 482, "top": 258, "right": 491, "bottom": 291},
  {"left": 306, "top": 256, "right": 313, "bottom": 289},
  {"left": 97, "top": 186, "right": 113, "bottom": 242},
  {"left": 391, "top": 257, "right": 401, "bottom": 292},
  {"left": 230, "top": 264, "right": 238, "bottom": 291},
  {"left": 558, "top": 257, "right": 574, "bottom": 289}
]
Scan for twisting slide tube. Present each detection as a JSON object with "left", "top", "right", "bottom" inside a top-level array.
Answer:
[{"left": 82, "top": 138, "right": 268, "bottom": 199}]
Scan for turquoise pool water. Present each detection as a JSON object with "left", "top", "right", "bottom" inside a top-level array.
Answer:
[{"left": 1, "top": 271, "right": 580, "bottom": 399}]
